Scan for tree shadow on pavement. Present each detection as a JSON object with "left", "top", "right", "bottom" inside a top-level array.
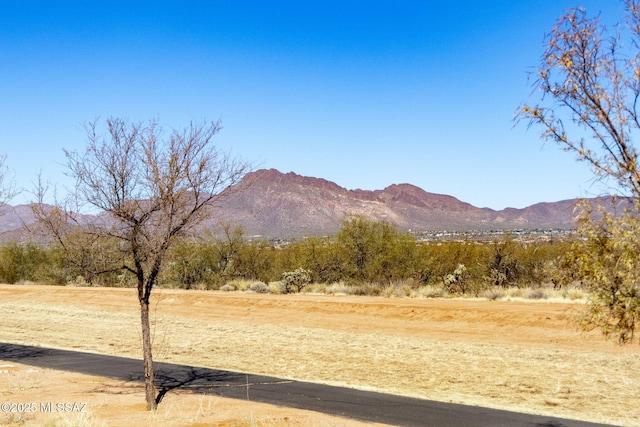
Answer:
[{"left": 153, "top": 366, "right": 241, "bottom": 405}]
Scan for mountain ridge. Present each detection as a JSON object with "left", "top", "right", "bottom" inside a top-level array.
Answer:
[
  {"left": 0, "top": 168, "right": 610, "bottom": 240},
  {"left": 207, "top": 168, "right": 592, "bottom": 237}
]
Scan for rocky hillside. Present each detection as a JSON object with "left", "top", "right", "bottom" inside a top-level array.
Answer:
[
  {"left": 205, "top": 169, "right": 589, "bottom": 237},
  {"left": 0, "top": 168, "right": 613, "bottom": 240}
]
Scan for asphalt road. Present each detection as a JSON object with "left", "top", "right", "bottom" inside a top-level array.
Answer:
[{"left": 0, "top": 342, "right": 617, "bottom": 427}]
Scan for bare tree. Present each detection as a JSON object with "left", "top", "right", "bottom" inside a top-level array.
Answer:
[
  {"left": 519, "top": 1, "right": 640, "bottom": 197},
  {"left": 0, "top": 154, "right": 17, "bottom": 208},
  {"left": 34, "top": 118, "right": 250, "bottom": 408},
  {"left": 519, "top": 1, "right": 640, "bottom": 343}
]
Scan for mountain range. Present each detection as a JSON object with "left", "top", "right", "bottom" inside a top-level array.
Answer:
[{"left": 0, "top": 168, "right": 607, "bottom": 240}]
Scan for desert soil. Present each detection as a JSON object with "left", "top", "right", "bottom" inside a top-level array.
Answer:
[{"left": 0, "top": 284, "right": 639, "bottom": 426}]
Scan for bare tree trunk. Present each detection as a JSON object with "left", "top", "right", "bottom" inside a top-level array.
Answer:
[{"left": 140, "top": 299, "right": 157, "bottom": 410}]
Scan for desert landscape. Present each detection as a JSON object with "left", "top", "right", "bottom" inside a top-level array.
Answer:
[
  {"left": 1, "top": 284, "right": 639, "bottom": 426},
  {"left": 5, "top": 3, "right": 640, "bottom": 426}
]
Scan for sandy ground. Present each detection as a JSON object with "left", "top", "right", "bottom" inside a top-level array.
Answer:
[{"left": 1, "top": 284, "right": 639, "bottom": 426}]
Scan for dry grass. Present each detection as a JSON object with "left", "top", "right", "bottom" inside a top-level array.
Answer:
[
  {"left": 0, "top": 285, "right": 639, "bottom": 426},
  {"left": 210, "top": 279, "right": 590, "bottom": 304}
]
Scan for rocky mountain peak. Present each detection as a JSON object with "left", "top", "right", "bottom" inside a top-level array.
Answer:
[{"left": 0, "top": 168, "right": 599, "bottom": 240}]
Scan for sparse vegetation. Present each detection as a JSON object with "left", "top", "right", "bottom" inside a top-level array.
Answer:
[
  {"left": 0, "top": 217, "right": 585, "bottom": 301},
  {"left": 0, "top": 243, "right": 61, "bottom": 285}
]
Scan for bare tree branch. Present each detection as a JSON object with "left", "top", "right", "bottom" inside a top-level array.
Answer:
[
  {"left": 0, "top": 154, "right": 18, "bottom": 208},
  {"left": 518, "top": 2, "right": 640, "bottom": 196}
]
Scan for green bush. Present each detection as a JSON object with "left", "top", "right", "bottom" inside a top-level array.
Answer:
[
  {"left": 0, "top": 242, "right": 63, "bottom": 284},
  {"left": 0, "top": 218, "right": 578, "bottom": 297},
  {"left": 335, "top": 216, "right": 422, "bottom": 283}
]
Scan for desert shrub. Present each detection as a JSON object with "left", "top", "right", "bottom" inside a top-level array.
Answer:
[
  {"left": 444, "top": 264, "right": 469, "bottom": 294},
  {"left": 234, "top": 239, "right": 279, "bottom": 283},
  {"left": 325, "top": 282, "right": 350, "bottom": 295},
  {"left": 420, "top": 241, "right": 489, "bottom": 286},
  {"left": 267, "top": 281, "right": 286, "bottom": 294},
  {"left": 67, "top": 275, "right": 89, "bottom": 287},
  {"left": 0, "top": 242, "right": 60, "bottom": 284},
  {"left": 482, "top": 287, "right": 505, "bottom": 300},
  {"left": 163, "top": 241, "right": 219, "bottom": 289},
  {"left": 570, "top": 202, "right": 640, "bottom": 343},
  {"left": 303, "top": 282, "right": 327, "bottom": 294},
  {"left": 224, "top": 279, "right": 253, "bottom": 291},
  {"left": 505, "top": 287, "right": 525, "bottom": 299},
  {"left": 415, "top": 238, "right": 572, "bottom": 291},
  {"left": 41, "top": 231, "right": 134, "bottom": 287},
  {"left": 483, "top": 239, "right": 553, "bottom": 287},
  {"left": 484, "top": 269, "right": 508, "bottom": 288},
  {"left": 383, "top": 281, "right": 413, "bottom": 298},
  {"left": 526, "top": 289, "right": 548, "bottom": 300},
  {"left": 485, "top": 241, "right": 521, "bottom": 287},
  {"left": 336, "top": 216, "right": 385, "bottom": 281},
  {"left": 276, "top": 218, "right": 423, "bottom": 285},
  {"left": 162, "top": 226, "right": 279, "bottom": 288},
  {"left": 336, "top": 216, "right": 421, "bottom": 283},
  {"left": 417, "top": 285, "right": 445, "bottom": 298},
  {"left": 281, "top": 268, "right": 311, "bottom": 293},
  {"left": 249, "top": 281, "right": 269, "bottom": 293},
  {"left": 219, "top": 284, "right": 235, "bottom": 292},
  {"left": 279, "top": 237, "right": 343, "bottom": 284},
  {"left": 564, "top": 287, "right": 586, "bottom": 300},
  {"left": 528, "top": 241, "right": 572, "bottom": 285},
  {"left": 345, "top": 282, "right": 382, "bottom": 296}
]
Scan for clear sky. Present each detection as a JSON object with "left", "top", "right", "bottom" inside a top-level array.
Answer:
[{"left": 0, "top": 1, "right": 627, "bottom": 209}]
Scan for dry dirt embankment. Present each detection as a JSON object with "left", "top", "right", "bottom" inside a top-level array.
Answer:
[{"left": 1, "top": 284, "right": 639, "bottom": 426}]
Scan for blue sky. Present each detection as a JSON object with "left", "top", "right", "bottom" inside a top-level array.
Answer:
[{"left": 0, "top": 1, "right": 627, "bottom": 209}]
